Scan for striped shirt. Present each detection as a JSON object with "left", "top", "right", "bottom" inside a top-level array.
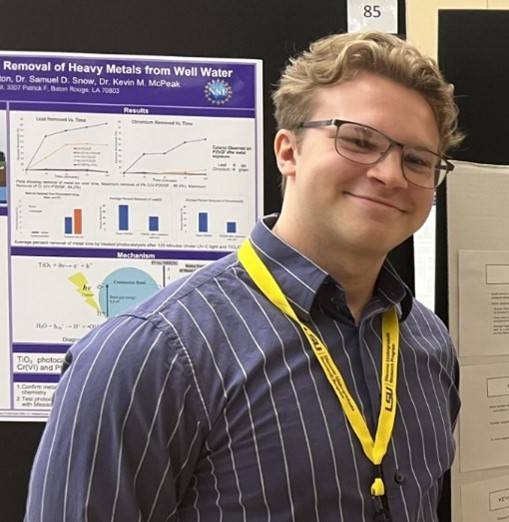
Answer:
[{"left": 25, "top": 214, "right": 460, "bottom": 522}]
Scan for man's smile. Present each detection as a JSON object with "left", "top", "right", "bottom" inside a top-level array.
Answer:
[{"left": 345, "top": 191, "right": 407, "bottom": 213}]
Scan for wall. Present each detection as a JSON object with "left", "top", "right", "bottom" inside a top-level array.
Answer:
[
  {"left": 407, "top": 5, "right": 509, "bottom": 521},
  {"left": 407, "top": 0, "right": 509, "bottom": 59}
]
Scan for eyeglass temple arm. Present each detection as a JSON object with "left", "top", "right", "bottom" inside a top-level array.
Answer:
[
  {"left": 299, "top": 119, "right": 335, "bottom": 128},
  {"left": 439, "top": 160, "right": 455, "bottom": 172}
]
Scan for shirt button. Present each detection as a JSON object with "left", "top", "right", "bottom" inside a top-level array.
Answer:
[
  {"left": 329, "top": 297, "right": 341, "bottom": 308},
  {"left": 394, "top": 471, "right": 405, "bottom": 485}
]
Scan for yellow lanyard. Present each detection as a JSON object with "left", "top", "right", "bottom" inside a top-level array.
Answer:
[{"left": 238, "top": 239, "right": 400, "bottom": 497}]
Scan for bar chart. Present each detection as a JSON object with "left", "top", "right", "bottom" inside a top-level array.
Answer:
[
  {"left": 178, "top": 196, "right": 250, "bottom": 249},
  {"left": 114, "top": 202, "right": 167, "bottom": 236},
  {"left": 64, "top": 209, "right": 83, "bottom": 235},
  {"left": 197, "top": 212, "right": 238, "bottom": 235}
]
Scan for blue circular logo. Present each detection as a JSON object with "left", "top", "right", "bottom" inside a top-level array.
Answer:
[{"left": 204, "top": 79, "right": 233, "bottom": 105}]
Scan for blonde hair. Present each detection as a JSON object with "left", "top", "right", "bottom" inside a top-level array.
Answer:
[{"left": 273, "top": 31, "right": 463, "bottom": 154}]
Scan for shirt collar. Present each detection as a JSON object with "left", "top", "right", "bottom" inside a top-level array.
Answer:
[
  {"left": 248, "top": 214, "right": 413, "bottom": 322},
  {"left": 375, "top": 261, "right": 413, "bottom": 321}
]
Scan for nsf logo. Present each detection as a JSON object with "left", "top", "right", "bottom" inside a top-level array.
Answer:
[{"left": 204, "top": 79, "right": 232, "bottom": 105}]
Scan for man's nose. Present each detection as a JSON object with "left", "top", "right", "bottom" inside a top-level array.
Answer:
[{"left": 366, "top": 146, "right": 408, "bottom": 189}]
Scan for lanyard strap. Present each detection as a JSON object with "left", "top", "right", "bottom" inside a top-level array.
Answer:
[{"left": 238, "top": 239, "right": 400, "bottom": 496}]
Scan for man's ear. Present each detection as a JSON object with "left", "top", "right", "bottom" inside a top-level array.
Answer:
[{"left": 274, "top": 129, "right": 298, "bottom": 178}]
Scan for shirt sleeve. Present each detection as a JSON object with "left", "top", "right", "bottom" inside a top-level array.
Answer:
[{"left": 25, "top": 313, "right": 207, "bottom": 522}]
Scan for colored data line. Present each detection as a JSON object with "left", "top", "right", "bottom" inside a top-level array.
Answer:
[
  {"left": 124, "top": 137, "right": 207, "bottom": 175},
  {"left": 26, "top": 122, "right": 109, "bottom": 171},
  {"left": 28, "top": 143, "right": 109, "bottom": 173}
]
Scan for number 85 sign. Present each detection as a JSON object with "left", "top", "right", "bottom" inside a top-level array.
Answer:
[{"left": 347, "top": 0, "right": 398, "bottom": 33}]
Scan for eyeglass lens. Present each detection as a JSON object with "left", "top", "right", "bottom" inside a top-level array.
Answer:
[{"left": 335, "top": 123, "right": 446, "bottom": 188}]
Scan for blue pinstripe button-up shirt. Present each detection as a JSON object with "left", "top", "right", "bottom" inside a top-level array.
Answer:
[{"left": 26, "top": 214, "right": 460, "bottom": 522}]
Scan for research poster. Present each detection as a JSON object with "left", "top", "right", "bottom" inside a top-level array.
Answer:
[
  {"left": 447, "top": 161, "right": 509, "bottom": 522},
  {"left": 0, "top": 51, "right": 263, "bottom": 421}
]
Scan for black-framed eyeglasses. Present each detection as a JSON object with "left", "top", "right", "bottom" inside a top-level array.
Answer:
[{"left": 298, "top": 119, "right": 454, "bottom": 189}]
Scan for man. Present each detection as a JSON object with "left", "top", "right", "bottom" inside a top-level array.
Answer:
[{"left": 26, "top": 32, "right": 462, "bottom": 522}]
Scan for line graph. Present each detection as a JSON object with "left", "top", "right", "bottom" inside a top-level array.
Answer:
[
  {"left": 24, "top": 122, "right": 111, "bottom": 174},
  {"left": 123, "top": 137, "right": 207, "bottom": 176}
]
